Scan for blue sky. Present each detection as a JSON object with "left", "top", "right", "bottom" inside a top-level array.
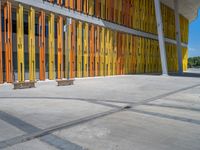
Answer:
[{"left": 188, "top": 9, "right": 200, "bottom": 57}]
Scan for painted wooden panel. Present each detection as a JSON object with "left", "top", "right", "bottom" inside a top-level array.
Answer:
[
  {"left": 4, "top": 1, "right": 13, "bottom": 83},
  {"left": 48, "top": 13, "right": 55, "bottom": 80},
  {"left": 57, "top": 16, "right": 63, "bottom": 79},
  {"left": 39, "top": 11, "right": 46, "bottom": 80},
  {"left": 28, "top": 7, "right": 36, "bottom": 81},
  {"left": 17, "top": 4, "right": 24, "bottom": 82}
]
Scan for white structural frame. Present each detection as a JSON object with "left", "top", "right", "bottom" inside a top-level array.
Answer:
[
  {"left": 154, "top": 0, "right": 168, "bottom": 75},
  {"left": 174, "top": 0, "right": 183, "bottom": 75}
]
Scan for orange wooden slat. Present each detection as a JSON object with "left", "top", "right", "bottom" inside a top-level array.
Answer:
[
  {"left": 57, "top": 0, "right": 63, "bottom": 5},
  {"left": 39, "top": 11, "right": 46, "bottom": 80},
  {"left": 77, "top": 0, "right": 82, "bottom": 12},
  {"left": 95, "top": 0, "right": 100, "bottom": 18},
  {"left": 65, "top": 0, "right": 70, "bottom": 8},
  {"left": 48, "top": 0, "right": 54, "bottom": 3},
  {"left": 57, "top": 16, "right": 63, "bottom": 79},
  {"left": 110, "top": 0, "right": 114, "bottom": 21},
  {"left": 83, "top": 0, "right": 88, "bottom": 14},
  {"left": 70, "top": 20, "right": 76, "bottom": 78},
  {"left": 70, "top": 0, "right": 75, "bottom": 10},
  {"left": 4, "top": 1, "right": 13, "bottom": 83}
]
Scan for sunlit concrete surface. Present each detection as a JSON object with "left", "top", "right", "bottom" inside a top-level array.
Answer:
[
  {"left": 0, "top": 74, "right": 200, "bottom": 150},
  {"left": 0, "top": 120, "right": 25, "bottom": 141},
  {"left": 6, "top": 139, "right": 58, "bottom": 150},
  {"left": 187, "top": 68, "right": 200, "bottom": 74}
]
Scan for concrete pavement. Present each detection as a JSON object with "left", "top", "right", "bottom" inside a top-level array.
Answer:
[{"left": 0, "top": 74, "right": 200, "bottom": 150}]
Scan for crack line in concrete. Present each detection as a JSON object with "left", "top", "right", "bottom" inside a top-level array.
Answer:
[
  {"left": 133, "top": 83, "right": 200, "bottom": 106},
  {"left": 144, "top": 103, "right": 200, "bottom": 112},
  {"left": 0, "top": 111, "right": 85, "bottom": 150},
  {"left": 0, "top": 96, "right": 135, "bottom": 105}
]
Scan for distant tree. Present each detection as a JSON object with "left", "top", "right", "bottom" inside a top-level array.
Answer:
[{"left": 188, "top": 57, "right": 200, "bottom": 68}]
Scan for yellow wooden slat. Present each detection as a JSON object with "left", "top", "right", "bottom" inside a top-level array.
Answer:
[
  {"left": 108, "top": 30, "right": 113, "bottom": 76},
  {"left": 112, "top": 31, "right": 117, "bottom": 75},
  {"left": 28, "top": 7, "right": 36, "bottom": 81},
  {"left": 105, "top": 29, "right": 109, "bottom": 76},
  {"left": 100, "top": 27, "right": 105, "bottom": 76},
  {"left": 48, "top": 13, "right": 55, "bottom": 80},
  {"left": 77, "top": 21, "right": 83, "bottom": 78},
  {"left": 83, "top": 23, "right": 89, "bottom": 77},
  {"left": 100, "top": 0, "right": 105, "bottom": 19},
  {"left": 17, "top": 4, "right": 24, "bottom": 82}
]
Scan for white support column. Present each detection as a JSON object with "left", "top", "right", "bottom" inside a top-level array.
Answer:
[
  {"left": 64, "top": 22, "right": 69, "bottom": 79},
  {"left": 64, "top": 18, "right": 71, "bottom": 79},
  {"left": 154, "top": 0, "right": 168, "bottom": 75},
  {"left": 174, "top": 0, "right": 183, "bottom": 75}
]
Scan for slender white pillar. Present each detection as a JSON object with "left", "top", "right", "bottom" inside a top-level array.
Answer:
[
  {"left": 64, "top": 18, "right": 71, "bottom": 79},
  {"left": 174, "top": 0, "right": 183, "bottom": 75},
  {"left": 154, "top": 0, "right": 168, "bottom": 75}
]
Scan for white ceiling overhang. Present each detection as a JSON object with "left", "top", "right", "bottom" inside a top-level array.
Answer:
[{"left": 161, "top": 0, "right": 200, "bottom": 22}]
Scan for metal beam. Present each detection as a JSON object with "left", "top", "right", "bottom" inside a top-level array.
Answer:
[
  {"left": 12, "top": 0, "right": 188, "bottom": 48},
  {"left": 174, "top": 0, "right": 183, "bottom": 75},
  {"left": 154, "top": 0, "right": 168, "bottom": 75}
]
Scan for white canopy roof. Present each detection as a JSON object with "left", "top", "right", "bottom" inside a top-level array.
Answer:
[{"left": 161, "top": 0, "right": 200, "bottom": 22}]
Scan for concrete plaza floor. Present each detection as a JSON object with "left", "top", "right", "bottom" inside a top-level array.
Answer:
[{"left": 0, "top": 72, "right": 200, "bottom": 150}]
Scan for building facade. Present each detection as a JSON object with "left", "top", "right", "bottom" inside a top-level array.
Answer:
[{"left": 0, "top": 0, "right": 189, "bottom": 84}]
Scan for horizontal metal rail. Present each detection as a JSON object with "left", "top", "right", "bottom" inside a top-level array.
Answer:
[{"left": 12, "top": 0, "right": 188, "bottom": 48}]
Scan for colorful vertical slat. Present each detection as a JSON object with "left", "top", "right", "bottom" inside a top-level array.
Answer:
[
  {"left": 100, "top": 27, "right": 105, "bottom": 76},
  {"left": 89, "top": 24, "right": 95, "bottom": 77},
  {"left": 39, "top": 11, "right": 46, "bottom": 80},
  {"left": 83, "top": 23, "right": 89, "bottom": 77},
  {"left": 57, "top": 16, "right": 63, "bottom": 79},
  {"left": 95, "top": 26, "right": 100, "bottom": 76},
  {"left": 70, "top": 20, "right": 76, "bottom": 78},
  {"left": 4, "top": 1, "right": 13, "bottom": 83},
  {"left": 77, "top": 21, "right": 83, "bottom": 78},
  {"left": 17, "top": 4, "right": 24, "bottom": 82},
  {"left": 28, "top": 7, "right": 36, "bottom": 81},
  {"left": 48, "top": 13, "right": 55, "bottom": 80},
  {"left": 0, "top": 0, "right": 190, "bottom": 84}
]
